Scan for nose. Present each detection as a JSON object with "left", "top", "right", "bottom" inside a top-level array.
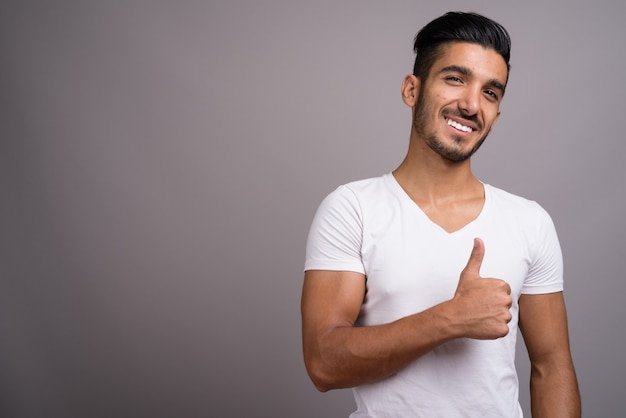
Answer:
[{"left": 458, "top": 87, "right": 480, "bottom": 116}]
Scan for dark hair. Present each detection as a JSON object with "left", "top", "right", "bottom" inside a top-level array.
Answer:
[{"left": 412, "top": 12, "right": 511, "bottom": 82}]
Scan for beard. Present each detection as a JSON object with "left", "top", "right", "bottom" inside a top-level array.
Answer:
[{"left": 412, "top": 89, "right": 490, "bottom": 162}]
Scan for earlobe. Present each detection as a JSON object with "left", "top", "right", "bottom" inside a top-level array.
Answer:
[{"left": 401, "top": 75, "right": 419, "bottom": 107}]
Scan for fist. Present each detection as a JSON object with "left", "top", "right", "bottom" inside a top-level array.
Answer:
[{"left": 452, "top": 238, "right": 513, "bottom": 340}]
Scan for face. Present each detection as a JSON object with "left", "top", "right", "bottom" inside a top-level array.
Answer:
[{"left": 411, "top": 42, "right": 508, "bottom": 162}]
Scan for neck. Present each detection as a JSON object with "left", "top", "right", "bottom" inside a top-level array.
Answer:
[{"left": 392, "top": 135, "right": 482, "bottom": 204}]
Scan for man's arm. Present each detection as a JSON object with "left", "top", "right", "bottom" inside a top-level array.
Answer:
[
  {"left": 519, "top": 292, "right": 581, "bottom": 417},
  {"left": 301, "top": 238, "right": 513, "bottom": 392},
  {"left": 301, "top": 269, "right": 455, "bottom": 391}
]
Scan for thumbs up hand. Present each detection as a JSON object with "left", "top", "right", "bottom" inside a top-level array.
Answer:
[{"left": 450, "top": 238, "right": 512, "bottom": 340}]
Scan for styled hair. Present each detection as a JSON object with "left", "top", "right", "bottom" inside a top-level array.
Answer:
[{"left": 412, "top": 12, "right": 511, "bottom": 82}]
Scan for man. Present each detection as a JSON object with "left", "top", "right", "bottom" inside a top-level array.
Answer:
[{"left": 301, "top": 11, "right": 580, "bottom": 417}]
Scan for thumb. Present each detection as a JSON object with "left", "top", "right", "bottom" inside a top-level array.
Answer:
[{"left": 461, "top": 238, "right": 484, "bottom": 278}]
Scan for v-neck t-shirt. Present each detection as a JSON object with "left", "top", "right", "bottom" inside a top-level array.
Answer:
[{"left": 304, "top": 172, "right": 563, "bottom": 417}]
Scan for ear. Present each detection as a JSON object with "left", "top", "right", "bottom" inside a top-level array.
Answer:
[{"left": 401, "top": 74, "right": 419, "bottom": 107}]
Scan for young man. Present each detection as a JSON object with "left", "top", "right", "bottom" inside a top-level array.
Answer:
[{"left": 301, "top": 12, "right": 580, "bottom": 417}]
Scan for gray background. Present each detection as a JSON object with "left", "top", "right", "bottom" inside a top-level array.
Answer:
[{"left": 1, "top": 0, "right": 624, "bottom": 417}]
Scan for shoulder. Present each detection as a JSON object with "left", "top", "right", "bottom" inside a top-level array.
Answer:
[
  {"left": 319, "top": 174, "right": 392, "bottom": 210},
  {"left": 485, "top": 184, "right": 551, "bottom": 220},
  {"left": 339, "top": 174, "right": 390, "bottom": 196},
  {"left": 484, "top": 184, "right": 559, "bottom": 251}
]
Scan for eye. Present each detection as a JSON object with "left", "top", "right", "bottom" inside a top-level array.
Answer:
[
  {"left": 446, "top": 76, "right": 463, "bottom": 83},
  {"left": 484, "top": 89, "right": 499, "bottom": 101}
]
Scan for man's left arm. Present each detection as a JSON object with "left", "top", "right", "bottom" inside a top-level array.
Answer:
[{"left": 519, "top": 291, "right": 581, "bottom": 418}]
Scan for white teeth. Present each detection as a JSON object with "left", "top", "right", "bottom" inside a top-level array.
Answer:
[{"left": 446, "top": 118, "right": 473, "bottom": 133}]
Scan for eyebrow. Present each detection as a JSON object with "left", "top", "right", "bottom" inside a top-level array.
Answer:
[{"left": 439, "top": 65, "right": 506, "bottom": 96}]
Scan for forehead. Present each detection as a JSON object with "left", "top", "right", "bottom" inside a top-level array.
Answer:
[{"left": 430, "top": 42, "right": 509, "bottom": 85}]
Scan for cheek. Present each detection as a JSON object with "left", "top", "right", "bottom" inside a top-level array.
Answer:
[
  {"left": 480, "top": 102, "right": 500, "bottom": 122},
  {"left": 486, "top": 109, "right": 501, "bottom": 126}
]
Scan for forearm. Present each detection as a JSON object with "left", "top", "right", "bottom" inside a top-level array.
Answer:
[
  {"left": 304, "top": 302, "right": 456, "bottom": 392},
  {"left": 529, "top": 358, "right": 581, "bottom": 418}
]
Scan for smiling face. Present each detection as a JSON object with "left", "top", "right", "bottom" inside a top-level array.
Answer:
[{"left": 411, "top": 42, "right": 508, "bottom": 162}]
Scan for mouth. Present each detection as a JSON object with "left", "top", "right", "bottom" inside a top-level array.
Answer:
[{"left": 445, "top": 118, "right": 474, "bottom": 133}]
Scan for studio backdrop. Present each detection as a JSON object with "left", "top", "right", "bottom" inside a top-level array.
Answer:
[{"left": 1, "top": 1, "right": 624, "bottom": 417}]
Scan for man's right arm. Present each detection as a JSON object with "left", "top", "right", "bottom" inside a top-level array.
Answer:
[
  {"left": 301, "top": 238, "right": 513, "bottom": 392},
  {"left": 301, "top": 269, "right": 455, "bottom": 391}
]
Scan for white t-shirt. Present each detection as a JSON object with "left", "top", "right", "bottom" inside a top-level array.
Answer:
[{"left": 304, "top": 173, "right": 563, "bottom": 418}]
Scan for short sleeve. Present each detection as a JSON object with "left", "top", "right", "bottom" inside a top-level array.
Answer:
[
  {"left": 304, "top": 185, "right": 365, "bottom": 274},
  {"left": 522, "top": 205, "right": 564, "bottom": 294}
]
